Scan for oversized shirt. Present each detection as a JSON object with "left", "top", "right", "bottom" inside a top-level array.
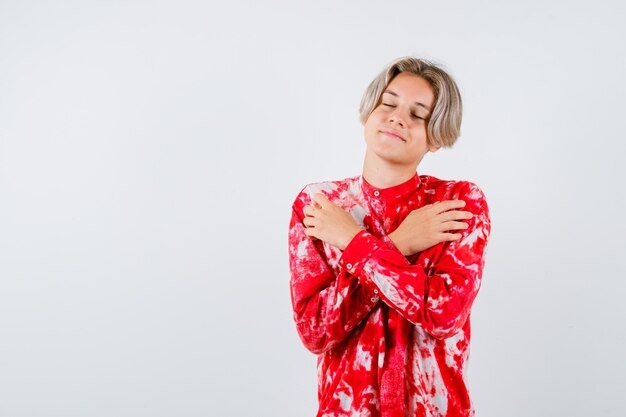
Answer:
[{"left": 288, "top": 173, "right": 491, "bottom": 417}]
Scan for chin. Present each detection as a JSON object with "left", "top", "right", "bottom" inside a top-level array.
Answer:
[{"left": 373, "top": 150, "right": 408, "bottom": 165}]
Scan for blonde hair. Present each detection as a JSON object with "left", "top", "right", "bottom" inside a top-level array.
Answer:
[{"left": 359, "top": 57, "right": 463, "bottom": 148}]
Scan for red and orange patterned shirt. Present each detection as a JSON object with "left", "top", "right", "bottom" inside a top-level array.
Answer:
[{"left": 288, "top": 173, "right": 491, "bottom": 417}]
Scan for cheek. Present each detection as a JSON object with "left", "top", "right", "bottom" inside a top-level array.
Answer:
[
  {"left": 364, "top": 113, "right": 383, "bottom": 132},
  {"left": 364, "top": 121, "right": 382, "bottom": 144},
  {"left": 363, "top": 119, "right": 376, "bottom": 137}
]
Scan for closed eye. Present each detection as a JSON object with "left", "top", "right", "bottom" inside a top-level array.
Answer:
[{"left": 382, "top": 102, "right": 425, "bottom": 121}]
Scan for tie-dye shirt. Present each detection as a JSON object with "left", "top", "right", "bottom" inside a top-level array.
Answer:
[{"left": 288, "top": 173, "right": 491, "bottom": 417}]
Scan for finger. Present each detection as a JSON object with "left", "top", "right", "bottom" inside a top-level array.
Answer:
[
  {"left": 303, "top": 205, "right": 316, "bottom": 217},
  {"left": 431, "top": 199, "right": 466, "bottom": 214},
  {"left": 303, "top": 227, "right": 318, "bottom": 239},
  {"left": 440, "top": 232, "right": 463, "bottom": 241},
  {"left": 303, "top": 217, "right": 317, "bottom": 228},
  {"left": 312, "top": 193, "right": 331, "bottom": 209},
  {"left": 438, "top": 210, "right": 473, "bottom": 222},
  {"left": 439, "top": 220, "right": 469, "bottom": 232}
]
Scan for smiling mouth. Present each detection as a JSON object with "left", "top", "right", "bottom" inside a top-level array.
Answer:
[{"left": 381, "top": 130, "right": 406, "bottom": 142}]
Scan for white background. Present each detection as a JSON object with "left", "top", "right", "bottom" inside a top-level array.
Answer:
[{"left": 1, "top": 1, "right": 625, "bottom": 416}]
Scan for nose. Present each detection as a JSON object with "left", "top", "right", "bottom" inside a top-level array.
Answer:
[{"left": 387, "top": 109, "right": 406, "bottom": 128}]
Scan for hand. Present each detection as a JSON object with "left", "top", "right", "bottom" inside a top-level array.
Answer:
[
  {"left": 303, "top": 193, "right": 363, "bottom": 251},
  {"left": 388, "top": 200, "right": 473, "bottom": 256}
]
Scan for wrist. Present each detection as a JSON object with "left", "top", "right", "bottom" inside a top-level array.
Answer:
[
  {"left": 388, "top": 231, "right": 409, "bottom": 256},
  {"left": 340, "top": 227, "right": 362, "bottom": 251}
]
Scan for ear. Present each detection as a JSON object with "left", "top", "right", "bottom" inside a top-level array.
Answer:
[{"left": 428, "top": 144, "right": 440, "bottom": 153}]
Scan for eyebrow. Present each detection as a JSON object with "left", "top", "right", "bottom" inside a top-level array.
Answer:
[{"left": 383, "top": 90, "right": 432, "bottom": 113}]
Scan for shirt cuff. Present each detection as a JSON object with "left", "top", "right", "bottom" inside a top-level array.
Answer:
[
  {"left": 338, "top": 230, "right": 382, "bottom": 276},
  {"left": 379, "top": 233, "right": 404, "bottom": 255}
]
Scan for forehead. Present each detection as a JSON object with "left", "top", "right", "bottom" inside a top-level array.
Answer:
[{"left": 384, "top": 72, "right": 435, "bottom": 108}]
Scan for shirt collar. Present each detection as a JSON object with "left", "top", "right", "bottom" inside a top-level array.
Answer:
[{"left": 359, "top": 173, "right": 421, "bottom": 200}]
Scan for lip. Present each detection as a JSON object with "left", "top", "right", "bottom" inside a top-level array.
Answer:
[{"left": 380, "top": 129, "right": 406, "bottom": 142}]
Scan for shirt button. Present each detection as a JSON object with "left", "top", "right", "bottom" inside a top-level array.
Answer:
[
  {"left": 373, "top": 289, "right": 379, "bottom": 295},
  {"left": 371, "top": 297, "right": 378, "bottom": 302},
  {"left": 373, "top": 190, "right": 380, "bottom": 197},
  {"left": 346, "top": 263, "right": 353, "bottom": 270}
]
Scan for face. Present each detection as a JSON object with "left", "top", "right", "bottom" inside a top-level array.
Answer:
[{"left": 363, "top": 72, "right": 438, "bottom": 169}]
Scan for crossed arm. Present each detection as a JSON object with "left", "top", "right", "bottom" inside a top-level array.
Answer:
[
  {"left": 302, "top": 192, "right": 473, "bottom": 255},
  {"left": 289, "top": 185, "right": 490, "bottom": 353}
]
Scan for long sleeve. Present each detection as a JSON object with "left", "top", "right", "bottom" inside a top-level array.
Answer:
[
  {"left": 288, "top": 193, "right": 379, "bottom": 355},
  {"left": 338, "top": 182, "right": 491, "bottom": 340}
]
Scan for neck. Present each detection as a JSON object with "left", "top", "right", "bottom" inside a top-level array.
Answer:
[{"left": 361, "top": 151, "right": 419, "bottom": 189}]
